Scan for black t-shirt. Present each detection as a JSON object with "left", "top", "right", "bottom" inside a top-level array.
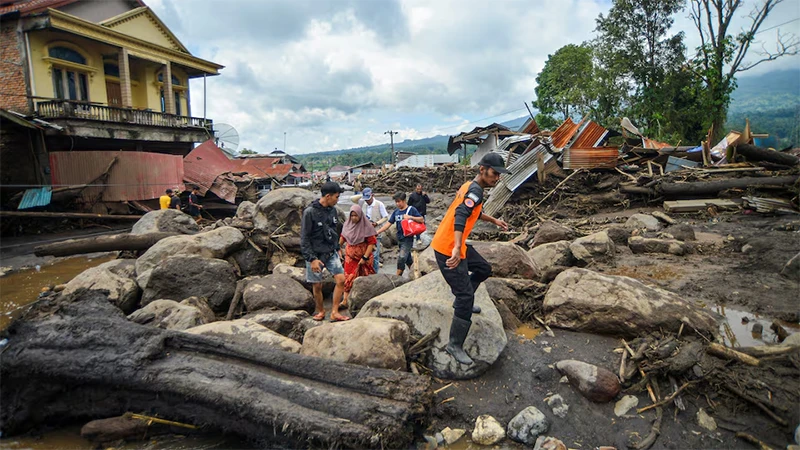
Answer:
[
  {"left": 169, "top": 196, "right": 181, "bottom": 210},
  {"left": 188, "top": 193, "right": 200, "bottom": 215}
]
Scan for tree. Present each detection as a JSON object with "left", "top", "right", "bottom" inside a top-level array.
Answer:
[
  {"left": 594, "top": 0, "right": 687, "bottom": 136},
  {"left": 534, "top": 44, "right": 596, "bottom": 120},
  {"left": 239, "top": 148, "right": 257, "bottom": 155},
  {"left": 689, "top": 0, "right": 799, "bottom": 140}
]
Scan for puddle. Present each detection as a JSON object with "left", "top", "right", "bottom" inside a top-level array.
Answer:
[
  {"left": 715, "top": 304, "right": 799, "bottom": 347},
  {"left": 0, "top": 254, "right": 116, "bottom": 331},
  {"left": 515, "top": 324, "right": 542, "bottom": 340}
]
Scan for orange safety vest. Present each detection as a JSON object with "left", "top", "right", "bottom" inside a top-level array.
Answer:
[{"left": 432, "top": 181, "right": 482, "bottom": 259}]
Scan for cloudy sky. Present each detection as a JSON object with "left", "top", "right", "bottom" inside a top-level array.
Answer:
[{"left": 146, "top": 0, "right": 799, "bottom": 155}]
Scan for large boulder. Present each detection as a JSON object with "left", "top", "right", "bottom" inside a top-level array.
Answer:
[
  {"left": 131, "top": 209, "right": 199, "bottom": 235},
  {"left": 628, "top": 236, "right": 690, "bottom": 256},
  {"left": 136, "top": 226, "right": 244, "bottom": 289},
  {"left": 665, "top": 224, "right": 696, "bottom": 241},
  {"left": 141, "top": 256, "right": 237, "bottom": 313},
  {"left": 357, "top": 271, "right": 507, "bottom": 379},
  {"left": 180, "top": 296, "right": 216, "bottom": 323},
  {"left": 483, "top": 278, "right": 547, "bottom": 323},
  {"left": 63, "top": 260, "right": 139, "bottom": 314},
  {"left": 253, "top": 188, "right": 316, "bottom": 234},
  {"left": 569, "top": 231, "right": 615, "bottom": 264},
  {"left": 235, "top": 201, "right": 257, "bottom": 221},
  {"left": 531, "top": 221, "right": 577, "bottom": 248},
  {"left": 272, "top": 263, "right": 335, "bottom": 297},
  {"left": 555, "top": 360, "right": 620, "bottom": 403},
  {"left": 527, "top": 240, "right": 575, "bottom": 274},
  {"left": 246, "top": 310, "right": 310, "bottom": 337},
  {"left": 300, "top": 318, "right": 410, "bottom": 370},
  {"left": 348, "top": 274, "right": 408, "bottom": 315},
  {"left": 127, "top": 299, "right": 210, "bottom": 331},
  {"left": 229, "top": 246, "right": 269, "bottom": 277},
  {"left": 417, "top": 241, "right": 540, "bottom": 280},
  {"left": 625, "top": 214, "right": 662, "bottom": 232},
  {"left": 543, "top": 268, "right": 720, "bottom": 337},
  {"left": 185, "top": 319, "right": 302, "bottom": 353},
  {"left": 605, "top": 226, "right": 634, "bottom": 246},
  {"left": 243, "top": 274, "right": 314, "bottom": 313}
]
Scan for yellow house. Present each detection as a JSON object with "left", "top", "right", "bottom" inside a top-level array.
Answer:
[{"left": 0, "top": 0, "right": 223, "bottom": 147}]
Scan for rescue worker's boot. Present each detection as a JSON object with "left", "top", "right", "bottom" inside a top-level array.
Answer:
[
  {"left": 452, "top": 301, "right": 481, "bottom": 314},
  {"left": 446, "top": 316, "right": 474, "bottom": 365}
]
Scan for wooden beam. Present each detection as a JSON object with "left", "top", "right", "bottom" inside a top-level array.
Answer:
[{"left": 1, "top": 211, "right": 142, "bottom": 220}]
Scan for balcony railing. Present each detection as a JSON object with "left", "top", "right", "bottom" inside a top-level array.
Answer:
[{"left": 36, "top": 100, "right": 212, "bottom": 130}]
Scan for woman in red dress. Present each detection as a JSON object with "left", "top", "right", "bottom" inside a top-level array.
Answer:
[{"left": 339, "top": 204, "right": 377, "bottom": 309}]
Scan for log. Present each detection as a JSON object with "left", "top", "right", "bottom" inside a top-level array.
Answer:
[
  {"left": 657, "top": 175, "right": 799, "bottom": 197},
  {"left": 707, "top": 342, "right": 761, "bottom": 366},
  {"left": 735, "top": 144, "right": 799, "bottom": 166},
  {"left": 1, "top": 291, "right": 432, "bottom": 448},
  {"left": 736, "top": 345, "right": 800, "bottom": 358},
  {"left": 1, "top": 211, "right": 142, "bottom": 220},
  {"left": 34, "top": 232, "right": 178, "bottom": 257}
]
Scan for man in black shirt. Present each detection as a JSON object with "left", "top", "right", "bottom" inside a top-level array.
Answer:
[
  {"left": 187, "top": 186, "right": 203, "bottom": 221},
  {"left": 169, "top": 190, "right": 182, "bottom": 210},
  {"left": 408, "top": 184, "right": 430, "bottom": 218}
]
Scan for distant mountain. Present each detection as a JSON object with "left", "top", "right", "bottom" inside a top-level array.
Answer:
[{"left": 727, "top": 69, "right": 799, "bottom": 147}]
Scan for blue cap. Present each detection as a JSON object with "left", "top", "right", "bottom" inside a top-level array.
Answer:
[{"left": 362, "top": 187, "right": 373, "bottom": 200}]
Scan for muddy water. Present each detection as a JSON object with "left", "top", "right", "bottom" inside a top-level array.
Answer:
[
  {"left": 0, "top": 254, "right": 116, "bottom": 330},
  {"left": 515, "top": 324, "right": 542, "bottom": 340},
  {"left": 715, "top": 304, "right": 799, "bottom": 347}
]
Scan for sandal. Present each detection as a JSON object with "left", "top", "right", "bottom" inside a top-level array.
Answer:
[
  {"left": 340, "top": 301, "right": 348, "bottom": 309},
  {"left": 330, "top": 314, "right": 350, "bottom": 322},
  {"left": 312, "top": 312, "right": 325, "bottom": 321}
]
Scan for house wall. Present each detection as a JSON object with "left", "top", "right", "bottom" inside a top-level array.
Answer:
[
  {"left": 0, "top": 20, "right": 31, "bottom": 113},
  {"left": 58, "top": 0, "right": 136, "bottom": 24},
  {"left": 106, "top": 13, "right": 177, "bottom": 50}
]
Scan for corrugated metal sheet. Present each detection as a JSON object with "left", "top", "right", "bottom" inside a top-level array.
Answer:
[
  {"left": 482, "top": 144, "right": 555, "bottom": 216},
  {"left": 562, "top": 148, "right": 620, "bottom": 169},
  {"left": 571, "top": 121, "right": 608, "bottom": 149},
  {"left": 50, "top": 151, "right": 184, "bottom": 202},
  {"left": 551, "top": 118, "right": 582, "bottom": 149},
  {"left": 183, "top": 139, "right": 237, "bottom": 195},
  {"left": 18, "top": 186, "right": 52, "bottom": 209}
]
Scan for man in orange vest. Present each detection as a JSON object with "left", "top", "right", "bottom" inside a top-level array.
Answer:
[{"left": 431, "top": 152, "right": 510, "bottom": 365}]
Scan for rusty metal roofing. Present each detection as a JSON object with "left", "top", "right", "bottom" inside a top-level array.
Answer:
[
  {"left": 551, "top": 118, "right": 582, "bottom": 149},
  {"left": 49, "top": 151, "right": 184, "bottom": 202},
  {"left": 571, "top": 121, "right": 609, "bottom": 149},
  {"left": 183, "top": 139, "right": 236, "bottom": 195},
  {"left": 562, "top": 148, "right": 620, "bottom": 170}
]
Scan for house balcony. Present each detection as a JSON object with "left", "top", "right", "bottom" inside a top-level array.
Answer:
[{"left": 35, "top": 100, "right": 213, "bottom": 144}]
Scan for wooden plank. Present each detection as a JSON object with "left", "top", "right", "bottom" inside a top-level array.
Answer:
[{"left": 663, "top": 199, "right": 740, "bottom": 213}]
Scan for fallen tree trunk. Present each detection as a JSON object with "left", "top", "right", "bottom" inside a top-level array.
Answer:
[
  {"left": 0, "top": 292, "right": 432, "bottom": 448},
  {"left": 735, "top": 144, "right": 799, "bottom": 167},
  {"left": 657, "top": 175, "right": 799, "bottom": 197},
  {"left": 0, "top": 211, "right": 142, "bottom": 220},
  {"left": 34, "top": 232, "right": 178, "bottom": 257}
]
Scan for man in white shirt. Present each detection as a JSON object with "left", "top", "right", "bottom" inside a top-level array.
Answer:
[{"left": 359, "top": 187, "right": 389, "bottom": 272}]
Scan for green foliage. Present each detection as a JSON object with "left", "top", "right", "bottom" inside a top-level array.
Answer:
[
  {"left": 298, "top": 142, "right": 450, "bottom": 170},
  {"left": 239, "top": 148, "right": 257, "bottom": 155},
  {"left": 534, "top": 113, "right": 560, "bottom": 130},
  {"left": 534, "top": 44, "right": 596, "bottom": 120}
]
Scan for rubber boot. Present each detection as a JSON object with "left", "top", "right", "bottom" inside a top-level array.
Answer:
[
  {"left": 452, "top": 303, "right": 481, "bottom": 314},
  {"left": 446, "top": 316, "right": 474, "bottom": 365}
]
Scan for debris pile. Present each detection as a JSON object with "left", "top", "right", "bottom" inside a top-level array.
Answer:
[{"left": 367, "top": 165, "right": 477, "bottom": 194}]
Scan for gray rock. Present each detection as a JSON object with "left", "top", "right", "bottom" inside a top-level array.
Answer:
[
  {"left": 628, "top": 236, "right": 690, "bottom": 255},
  {"left": 417, "top": 241, "right": 540, "bottom": 280},
  {"left": 63, "top": 260, "right": 139, "bottom": 314},
  {"left": 301, "top": 317, "right": 410, "bottom": 370},
  {"left": 128, "top": 299, "right": 209, "bottom": 330},
  {"left": 246, "top": 310, "right": 310, "bottom": 337},
  {"left": 236, "top": 201, "right": 257, "bottom": 221},
  {"left": 472, "top": 415, "right": 505, "bottom": 446},
  {"left": 293, "top": 317, "right": 327, "bottom": 342},
  {"left": 783, "top": 333, "right": 800, "bottom": 347},
  {"left": 348, "top": 274, "right": 408, "bottom": 315},
  {"left": 665, "top": 223, "right": 696, "bottom": 241},
  {"left": 272, "top": 263, "right": 335, "bottom": 297},
  {"left": 782, "top": 252, "right": 800, "bottom": 280},
  {"left": 136, "top": 226, "right": 245, "bottom": 288},
  {"left": 358, "top": 271, "right": 507, "bottom": 380},
  {"left": 180, "top": 296, "right": 216, "bottom": 323},
  {"left": 696, "top": 408, "right": 717, "bottom": 431},
  {"left": 614, "top": 395, "right": 639, "bottom": 416},
  {"left": 253, "top": 188, "right": 316, "bottom": 234},
  {"left": 533, "top": 436, "right": 567, "bottom": 450},
  {"left": 131, "top": 209, "right": 199, "bottom": 235},
  {"left": 544, "top": 268, "right": 720, "bottom": 337},
  {"left": 441, "top": 427, "right": 466, "bottom": 445},
  {"left": 651, "top": 211, "right": 675, "bottom": 225},
  {"left": 555, "top": 360, "right": 620, "bottom": 403},
  {"left": 532, "top": 221, "right": 577, "bottom": 248},
  {"left": 528, "top": 240, "right": 575, "bottom": 274},
  {"left": 605, "top": 226, "right": 634, "bottom": 246},
  {"left": 141, "top": 256, "right": 237, "bottom": 313},
  {"left": 228, "top": 246, "right": 269, "bottom": 277},
  {"left": 243, "top": 274, "right": 314, "bottom": 313},
  {"left": 483, "top": 277, "right": 547, "bottom": 323},
  {"left": 185, "top": 319, "right": 301, "bottom": 353},
  {"left": 625, "top": 214, "right": 662, "bottom": 232},
  {"left": 507, "top": 406, "right": 549, "bottom": 445},
  {"left": 545, "top": 394, "right": 569, "bottom": 419},
  {"left": 569, "top": 231, "right": 615, "bottom": 264}
]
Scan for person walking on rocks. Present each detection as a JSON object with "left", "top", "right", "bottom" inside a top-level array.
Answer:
[
  {"left": 338, "top": 204, "right": 377, "bottom": 308},
  {"left": 300, "top": 181, "right": 349, "bottom": 322},
  {"left": 160, "top": 189, "right": 173, "bottom": 210},
  {"left": 168, "top": 189, "right": 182, "bottom": 210},
  {"left": 359, "top": 187, "right": 389, "bottom": 272},
  {"left": 187, "top": 186, "right": 203, "bottom": 222},
  {"left": 431, "top": 153, "right": 510, "bottom": 365},
  {"left": 376, "top": 192, "right": 424, "bottom": 277},
  {"left": 408, "top": 184, "right": 430, "bottom": 219}
]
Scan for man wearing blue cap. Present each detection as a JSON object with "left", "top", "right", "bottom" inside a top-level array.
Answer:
[{"left": 359, "top": 187, "right": 389, "bottom": 273}]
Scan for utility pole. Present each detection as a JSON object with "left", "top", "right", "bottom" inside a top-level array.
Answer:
[
  {"left": 283, "top": 132, "right": 287, "bottom": 152},
  {"left": 384, "top": 130, "right": 398, "bottom": 167}
]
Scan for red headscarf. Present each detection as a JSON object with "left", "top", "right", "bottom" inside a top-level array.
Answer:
[{"left": 341, "top": 204, "right": 377, "bottom": 245}]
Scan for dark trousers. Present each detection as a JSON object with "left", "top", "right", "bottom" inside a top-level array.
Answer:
[
  {"left": 397, "top": 237, "right": 414, "bottom": 272},
  {"left": 435, "top": 245, "right": 493, "bottom": 321}
]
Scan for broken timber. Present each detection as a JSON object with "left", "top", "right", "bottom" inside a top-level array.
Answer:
[
  {"left": 0, "top": 292, "right": 432, "bottom": 448},
  {"left": 34, "top": 232, "right": 179, "bottom": 257},
  {"left": 656, "top": 175, "right": 799, "bottom": 197},
  {"left": 0, "top": 211, "right": 142, "bottom": 220},
  {"left": 663, "top": 199, "right": 741, "bottom": 213}
]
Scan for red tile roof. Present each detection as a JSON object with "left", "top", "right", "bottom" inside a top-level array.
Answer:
[{"left": 0, "top": 0, "right": 145, "bottom": 16}]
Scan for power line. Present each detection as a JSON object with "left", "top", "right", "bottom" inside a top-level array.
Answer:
[
  {"left": 755, "top": 17, "right": 799, "bottom": 35},
  {"left": 430, "top": 107, "right": 529, "bottom": 133}
]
